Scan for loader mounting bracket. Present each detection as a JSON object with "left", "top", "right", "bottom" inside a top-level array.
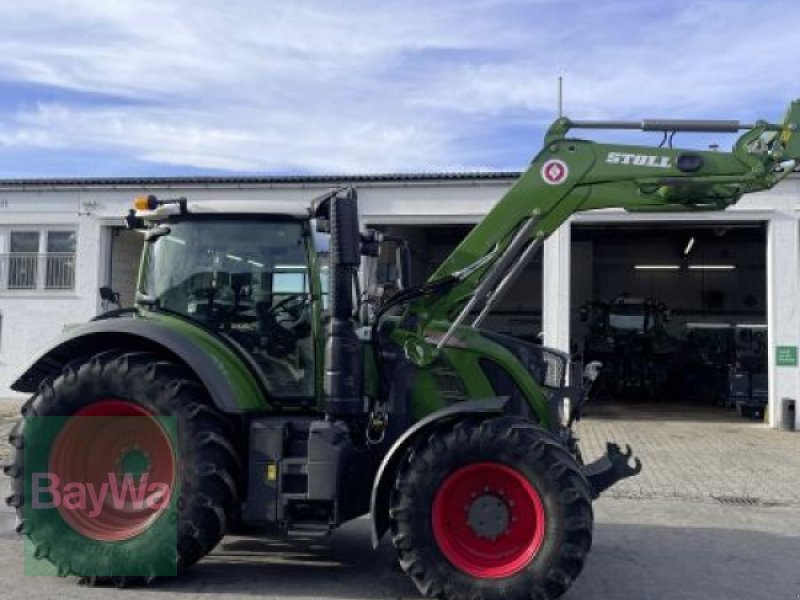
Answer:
[{"left": 580, "top": 443, "right": 642, "bottom": 497}]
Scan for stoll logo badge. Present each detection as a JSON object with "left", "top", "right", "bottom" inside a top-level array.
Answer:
[{"left": 606, "top": 152, "right": 672, "bottom": 168}]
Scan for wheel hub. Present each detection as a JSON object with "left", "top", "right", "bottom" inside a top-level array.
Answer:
[
  {"left": 116, "top": 447, "right": 152, "bottom": 482},
  {"left": 432, "top": 462, "right": 546, "bottom": 579},
  {"left": 48, "top": 399, "right": 176, "bottom": 542},
  {"left": 466, "top": 493, "right": 509, "bottom": 539}
]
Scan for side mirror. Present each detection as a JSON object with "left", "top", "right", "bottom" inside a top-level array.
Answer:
[
  {"left": 360, "top": 230, "right": 380, "bottom": 257},
  {"left": 311, "top": 187, "right": 347, "bottom": 234},
  {"left": 584, "top": 360, "right": 603, "bottom": 382},
  {"left": 316, "top": 218, "right": 331, "bottom": 234},
  {"left": 396, "top": 242, "right": 411, "bottom": 290},
  {"left": 99, "top": 286, "right": 120, "bottom": 305}
]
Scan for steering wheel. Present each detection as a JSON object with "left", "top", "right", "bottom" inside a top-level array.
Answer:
[
  {"left": 267, "top": 293, "right": 308, "bottom": 318},
  {"left": 188, "top": 286, "right": 242, "bottom": 324}
]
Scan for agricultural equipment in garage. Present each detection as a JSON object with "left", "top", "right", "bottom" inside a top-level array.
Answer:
[
  {"left": 729, "top": 325, "right": 768, "bottom": 418},
  {"left": 580, "top": 296, "right": 680, "bottom": 401},
  {"left": 6, "top": 101, "right": 800, "bottom": 600},
  {"left": 680, "top": 322, "right": 736, "bottom": 405}
]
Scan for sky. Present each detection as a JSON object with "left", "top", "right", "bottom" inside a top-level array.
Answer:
[{"left": 0, "top": 0, "right": 796, "bottom": 178}]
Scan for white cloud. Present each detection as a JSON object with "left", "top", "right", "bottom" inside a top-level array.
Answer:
[
  {"left": 0, "top": 0, "right": 795, "bottom": 174},
  {"left": 415, "top": 1, "right": 798, "bottom": 119},
  {"left": 7, "top": 101, "right": 449, "bottom": 172}
]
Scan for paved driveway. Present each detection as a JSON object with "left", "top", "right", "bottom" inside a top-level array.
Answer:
[{"left": 577, "top": 403, "right": 800, "bottom": 506}]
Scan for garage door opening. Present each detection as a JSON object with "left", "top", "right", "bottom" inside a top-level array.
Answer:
[
  {"left": 572, "top": 222, "right": 767, "bottom": 423},
  {"left": 375, "top": 224, "right": 543, "bottom": 341}
]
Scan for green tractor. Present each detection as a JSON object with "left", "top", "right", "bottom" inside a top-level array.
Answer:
[
  {"left": 581, "top": 296, "right": 680, "bottom": 401},
  {"left": 6, "top": 101, "right": 800, "bottom": 600}
]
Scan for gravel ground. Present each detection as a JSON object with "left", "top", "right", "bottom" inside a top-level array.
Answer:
[{"left": 0, "top": 416, "right": 15, "bottom": 466}]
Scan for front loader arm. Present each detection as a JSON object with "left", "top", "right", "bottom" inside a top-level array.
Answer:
[{"left": 404, "top": 100, "right": 800, "bottom": 340}]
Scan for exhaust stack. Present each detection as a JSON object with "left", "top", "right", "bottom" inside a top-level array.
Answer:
[{"left": 324, "top": 188, "right": 364, "bottom": 420}]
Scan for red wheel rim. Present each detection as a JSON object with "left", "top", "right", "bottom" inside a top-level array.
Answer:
[
  {"left": 48, "top": 399, "right": 176, "bottom": 541},
  {"left": 432, "top": 462, "right": 546, "bottom": 578}
]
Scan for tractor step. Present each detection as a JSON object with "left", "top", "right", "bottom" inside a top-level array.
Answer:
[
  {"left": 280, "top": 457, "right": 309, "bottom": 496},
  {"left": 243, "top": 417, "right": 370, "bottom": 531},
  {"left": 286, "top": 521, "right": 333, "bottom": 538}
]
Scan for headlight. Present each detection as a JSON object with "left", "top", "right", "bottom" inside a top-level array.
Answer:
[
  {"left": 541, "top": 350, "right": 567, "bottom": 388},
  {"left": 558, "top": 396, "right": 572, "bottom": 428}
]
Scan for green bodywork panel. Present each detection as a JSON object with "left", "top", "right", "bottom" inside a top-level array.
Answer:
[
  {"left": 386, "top": 319, "right": 553, "bottom": 428},
  {"left": 141, "top": 310, "right": 270, "bottom": 411},
  {"left": 440, "top": 331, "right": 551, "bottom": 429}
]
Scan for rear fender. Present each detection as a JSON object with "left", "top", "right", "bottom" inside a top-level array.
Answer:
[
  {"left": 11, "top": 317, "right": 268, "bottom": 414},
  {"left": 369, "top": 396, "right": 509, "bottom": 548}
]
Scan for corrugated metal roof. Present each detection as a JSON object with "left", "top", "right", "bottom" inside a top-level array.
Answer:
[{"left": 0, "top": 172, "right": 522, "bottom": 188}]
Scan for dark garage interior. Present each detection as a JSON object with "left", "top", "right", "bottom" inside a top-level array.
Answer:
[{"left": 572, "top": 222, "right": 767, "bottom": 418}]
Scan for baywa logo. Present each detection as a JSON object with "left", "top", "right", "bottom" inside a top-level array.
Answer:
[
  {"left": 31, "top": 472, "right": 171, "bottom": 516},
  {"left": 22, "top": 414, "right": 178, "bottom": 577}
]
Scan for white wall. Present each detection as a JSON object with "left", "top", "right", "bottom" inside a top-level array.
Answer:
[
  {"left": 764, "top": 179, "right": 800, "bottom": 429},
  {"left": 0, "top": 211, "right": 103, "bottom": 396}
]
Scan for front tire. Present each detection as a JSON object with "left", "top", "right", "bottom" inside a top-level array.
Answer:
[
  {"left": 4, "top": 351, "right": 241, "bottom": 583},
  {"left": 390, "top": 417, "right": 593, "bottom": 600}
]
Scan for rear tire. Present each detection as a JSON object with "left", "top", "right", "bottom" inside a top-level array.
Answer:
[
  {"left": 390, "top": 417, "right": 593, "bottom": 600},
  {"left": 4, "top": 351, "right": 241, "bottom": 584}
]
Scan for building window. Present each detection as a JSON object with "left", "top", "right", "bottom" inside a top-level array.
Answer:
[
  {"left": 3, "top": 229, "right": 77, "bottom": 291},
  {"left": 8, "top": 231, "right": 39, "bottom": 289},
  {"left": 45, "top": 231, "right": 77, "bottom": 289}
]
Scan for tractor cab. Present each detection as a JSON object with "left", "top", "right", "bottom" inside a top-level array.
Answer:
[
  {"left": 133, "top": 197, "right": 327, "bottom": 402},
  {"left": 581, "top": 296, "right": 679, "bottom": 400},
  {"left": 129, "top": 192, "right": 410, "bottom": 410},
  {"left": 582, "top": 296, "right": 671, "bottom": 337}
]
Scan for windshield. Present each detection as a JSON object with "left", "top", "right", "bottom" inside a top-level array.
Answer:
[
  {"left": 141, "top": 219, "right": 308, "bottom": 308},
  {"left": 140, "top": 218, "right": 315, "bottom": 399},
  {"left": 608, "top": 304, "right": 650, "bottom": 332},
  {"left": 608, "top": 313, "right": 646, "bottom": 331}
]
